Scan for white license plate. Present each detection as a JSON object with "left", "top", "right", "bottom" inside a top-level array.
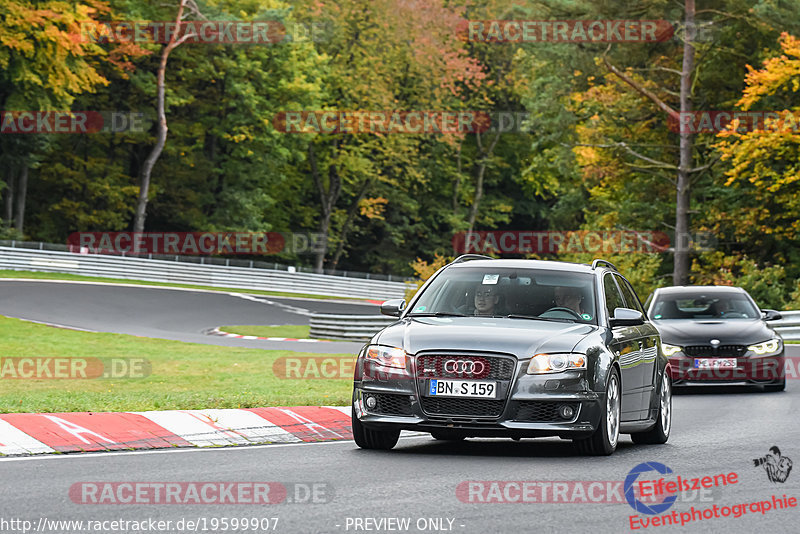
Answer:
[
  {"left": 429, "top": 379, "right": 496, "bottom": 398},
  {"left": 694, "top": 358, "right": 737, "bottom": 369}
]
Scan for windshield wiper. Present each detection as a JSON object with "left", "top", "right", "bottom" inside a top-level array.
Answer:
[
  {"left": 408, "top": 312, "right": 469, "bottom": 317},
  {"left": 505, "top": 314, "right": 575, "bottom": 323}
]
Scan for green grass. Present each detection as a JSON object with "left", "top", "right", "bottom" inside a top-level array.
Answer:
[
  {"left": 221, "top": 325, "right": 313, "bottom": 339},
  {"left": 0, "top": 316, "right": 354, "bottom": 413},
  {"left": 0, "top": 269, "right": 370, "bottom": 301}
]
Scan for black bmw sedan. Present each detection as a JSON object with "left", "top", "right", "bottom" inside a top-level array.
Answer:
[
  {"left": 351, "top": 256, "right": 672, "bottom": 455},
  {"left": 645, "top": 286, "right": 785, "bottom": 391}
]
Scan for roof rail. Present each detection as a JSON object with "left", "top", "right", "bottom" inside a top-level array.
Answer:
[
  {"left": 591, "top": 259, "right": 617, "bottom": 271},
  {"left": 452, "top": 254, "right": 494, "bottom": 264}
]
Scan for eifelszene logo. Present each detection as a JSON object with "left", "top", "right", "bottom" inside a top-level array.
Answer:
[{"left": 625, "top": 462, "right": 678, "bottom": 515}]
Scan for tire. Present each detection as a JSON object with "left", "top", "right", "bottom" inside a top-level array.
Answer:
[
  {"left": 431, "top": 431, "right": 465, "bottom": 441},
  {"left": 765, "top": 380, "right": 786, "bottom": 392},
  {"left": 352, "top": 407, "right": 400, "bottom": 450},
  {"left": 574, "top": 367, "right": 621, "bottom": 456},
  {"left": 631, "top": 372, "right": 672, "bottom": 445}
]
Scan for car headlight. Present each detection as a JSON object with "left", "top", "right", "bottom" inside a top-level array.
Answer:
[
  {"left": 364, "top": 345, "right": 407, "bottom": 369},
  {"left": 527, "top": 353, "right": 586, "bottom": 374},
  {"left": 661, "top": 343, "right": 682, "bottom": 357},
  {"left": 748, "top": 338, "right": 782, "bottom": 355}
]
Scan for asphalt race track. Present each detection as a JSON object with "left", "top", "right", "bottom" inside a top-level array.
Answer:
[
  {"left": 0, "top": 280, "right": 372, "bottom": 353},
  {"left": 1, "top": 366, "right": 799, "bottom": 533},
  {"left": 1, "top": 279, "right": 798, "bottom": 533}
]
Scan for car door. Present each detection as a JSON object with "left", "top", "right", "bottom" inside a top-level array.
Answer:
[
  {"left": 616, "top": 275, "right": 657, "bottom": 418},
  {"left": 603, "top": 273, "right": 643, "bottom": 421}
]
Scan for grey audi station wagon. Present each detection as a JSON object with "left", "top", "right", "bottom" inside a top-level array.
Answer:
[{"left": 351, "top": 256, "right": 672, "bottom": 455}]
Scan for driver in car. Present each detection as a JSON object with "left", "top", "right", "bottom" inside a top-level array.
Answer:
[{"left": 553, "top": 286, "right": 585, "bottom": 315}]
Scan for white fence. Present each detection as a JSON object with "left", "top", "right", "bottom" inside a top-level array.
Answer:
[
  {"left": 309, "top": 314, "right": 396, "bottom": 341},
  {"left": 0, "top": 245, "right": 410, "bottom": 300},
  {"left": 306, "top": 310, "right": 800, "bottom": 343},
  {"left": 769, "top": 311, "right": 800, "bottom": 341}
]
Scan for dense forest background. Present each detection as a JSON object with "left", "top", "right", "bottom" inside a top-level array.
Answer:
[{"left": 2, "top": 0, "right": 800, "bottom": 307}]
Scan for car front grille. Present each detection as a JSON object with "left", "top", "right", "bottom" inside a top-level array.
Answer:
[
  {"left": 684, "top": 345, "right": 747, "bottom": 358},
  {"left": 416, "top": 354, "right": 516, "bottom": 380},
  {"left": 415, "top": 353, "right": 516, "bottom": 419},
  {"left": 419, "top": 397, "right": 506, "bottom": 418},
  {"left": 364, "top": 393, "right": 413, "bottom": 416},
  {"left": 513, "top": 401, "right": 580, "bottom": 422}
]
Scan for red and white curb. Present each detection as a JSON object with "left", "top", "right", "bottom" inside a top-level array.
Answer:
[
  {"left": 0, "top": 406, "right": 352, "bottom": 456},
  {"left": 209, "top": 327, "right": 328, "bottom": 343}
]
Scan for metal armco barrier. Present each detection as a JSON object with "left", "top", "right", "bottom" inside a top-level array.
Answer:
[
  {"left": 0, "top": 246, "right": 410, "bottom": 300},
  {"left": 307, "top": 311, "right": 800, "bottom": 343},
  {"left": 769, "top": 311, "right": 800, "bottom": 341},
  {"left": 310, "top": 314, "right": 397, "bottom": 341}
]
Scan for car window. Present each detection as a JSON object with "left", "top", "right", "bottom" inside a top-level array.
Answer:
[
  {"left": 603, "top": 273, "right": 625, "bottom": 320},
  {"left": 616, "top": 275, "right": 645, "bottom": 314},
  {"left": 650, "top": 292, "right": 760, "bottom": 320},
  {"left": 409, "top": 266, "right": 598, "bottom": 323}
]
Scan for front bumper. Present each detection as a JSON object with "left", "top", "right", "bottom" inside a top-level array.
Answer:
[
  {"left": 668, "top": 352, "right": 785, "bottom": 385},
  {"left": 353, "top": 356, "right": 604, "bottom": 439}
]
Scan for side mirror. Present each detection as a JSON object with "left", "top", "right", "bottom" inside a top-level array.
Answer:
[
  {"left": 380, "top": 298, "right": 406, "bottom": 317},
  {"left": 610, "top": 307, "right": 645, "bottom": 327},
  {"left": 762, "top": 309, "right": 782, "bottom": 321}
]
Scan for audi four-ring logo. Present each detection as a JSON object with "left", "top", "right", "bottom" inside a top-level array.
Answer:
[{"left": 444, "top": 359, "right": 485, "bottom": 374}]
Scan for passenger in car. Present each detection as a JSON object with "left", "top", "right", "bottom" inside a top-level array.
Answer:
[{"left": 474, "top": 286, "right": 500, "bottom": 316}]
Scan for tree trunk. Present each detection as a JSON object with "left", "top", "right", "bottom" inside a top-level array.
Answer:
[
  {"left": 133, "top": 0, "right": 188, "bottom": 233},
  {"left": 309, "top": 143, "right": 341, "bottom": 273},
  {"left": 14, "top": 165, "right": 28, "bottom": 235},
  {"left": 452, "top": 142, "right": 463, "bottom": 215},
  {"left": 674, "top": 0, "right": 696, "bottom": 285},
  {"left": 466, "top": 131, "right": 501, "bottom": 235},
  {"left": 4, "top": 168, "right": 15, "bottom": 227},
  {"left": 329, "top": 179, "right": 371, "bottom": 270}
]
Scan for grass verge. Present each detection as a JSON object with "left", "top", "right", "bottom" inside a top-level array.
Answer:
[
  {"left": 0, "top": 316, "right": 353, "bottom": 413},
  {"left": 221, "top": 325, "right": 313, "bottom": 339},
  {"left": 0, "top": 269, "right": 368, "bottom": 301}
]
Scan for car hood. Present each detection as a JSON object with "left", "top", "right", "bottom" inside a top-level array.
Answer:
[
  {"left": 653, "top": 319, "right": 775, "bottom": 345},
  {"left": 373, "top": 316, "right": 597, "bottom": 358}
]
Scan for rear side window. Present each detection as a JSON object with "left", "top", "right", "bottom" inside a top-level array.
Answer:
[
  {"left": 603, "top": 274, "right": 625, "bottom": 320},
  {"left": 616, "top": 275, "right": 645, "bottom": 314}
]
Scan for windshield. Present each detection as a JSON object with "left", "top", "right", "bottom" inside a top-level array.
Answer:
[
  {"left": 408, "top": 266, "right": 597, "bottom": 324},
  {"left": 650, "top": 292, "right": 760, "bottom": 320}
]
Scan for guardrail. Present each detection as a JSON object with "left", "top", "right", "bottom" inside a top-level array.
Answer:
[
  {"left": 769, "top": 311, "right": 800, "bottom": 341},
  {"left": 0, "top": 246, "right": 411, "bottom": 300},
  {"left": 310, "top": 314, "right": 396, "bottom": 341},
  {"left": 308, "top": 310, "right": 800, "bottom": 343}
]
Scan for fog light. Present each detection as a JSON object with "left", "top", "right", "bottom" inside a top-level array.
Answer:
[
  {"left": 558, "top": 404, "right": 575, "bottom": 419},
  {"left": 365, "top": 396, "right": 377, "bottom": 409}
]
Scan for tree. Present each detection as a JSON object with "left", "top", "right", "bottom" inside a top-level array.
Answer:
[
  {"left": 133, "top": 0, "right": 203, "bottom": 233},
  {"left": 0, "top": 0, "right": 111, "bottom": 235}
]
